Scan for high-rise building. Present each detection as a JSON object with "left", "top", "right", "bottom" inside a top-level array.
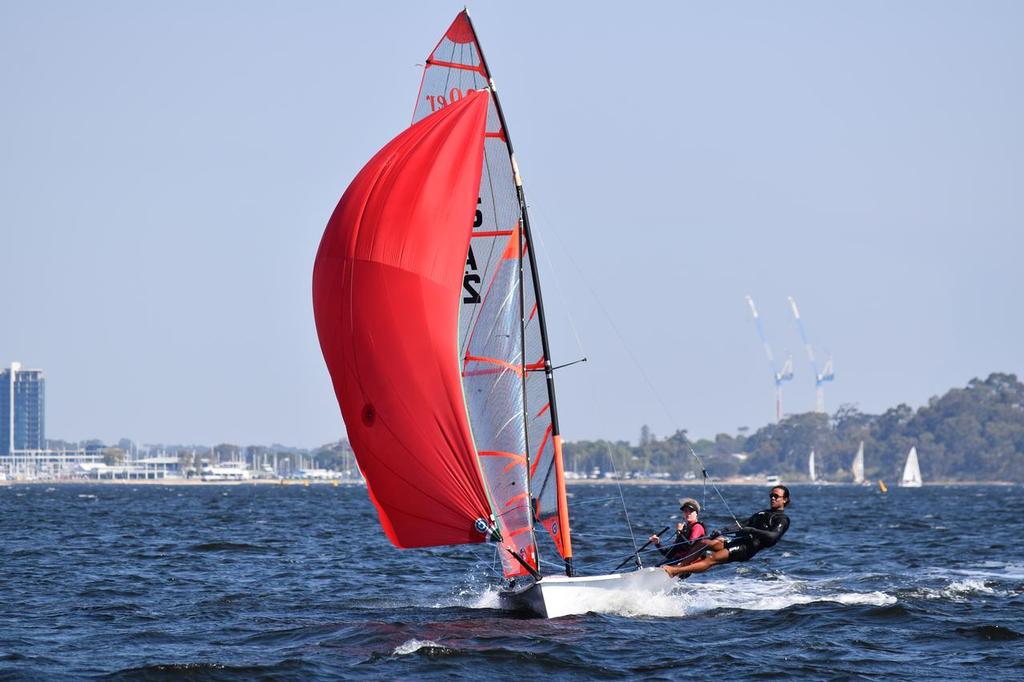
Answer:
[{"left": 1, "top": 362, "right": 46, "bottom": 455}]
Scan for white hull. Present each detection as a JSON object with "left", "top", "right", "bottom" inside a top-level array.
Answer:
[{"left": 498, "top": 567, "right": 674, "bottom": 618}]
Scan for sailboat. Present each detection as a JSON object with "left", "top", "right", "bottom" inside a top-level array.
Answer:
[
  {"left": 808, "top": 450, "right": 817, "bottom": 483},
  {"left": 313, "top": 11, "right": 671, "bottom": 618},
  {"left": 900, "top": 446, "right": 923, "bottom": 487},
  {"left": 852, "top": 441, "right": 865, "bottom": 485}
]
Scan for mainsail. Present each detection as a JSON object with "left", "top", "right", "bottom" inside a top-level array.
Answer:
[
  {"left": 411, "top": 11, "right": 573, "bottom": 578},
  {"left": 313, "top": 91, "right": 495, "bottom": 548},
  {"left": 900, "top": 446, "right": 923, "bottom": 487},
  {"left": 852, "top": 441, "right": 865, "bottom": 484}
]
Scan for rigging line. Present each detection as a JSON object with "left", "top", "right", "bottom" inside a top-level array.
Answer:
[
  {"left": 533, "top": 204, "right": 742, "bottom": 529},
  {"left": 569, "top": 496, "right": 622, "bottom": 506},
  {"left": 682, "top": 443, "right": 741, "bottom": 528},
  {"left": 701, "top": 469, "right": 707, "bottom": 516},
  {"left": 529, "top": 205, "right": 587, "bottom": 360},
  {"left": 517, "top": 186, "right": 539, "bottom": 561},
  {"left": 605, "top": 441, "right": 642, "bottom": 566}
]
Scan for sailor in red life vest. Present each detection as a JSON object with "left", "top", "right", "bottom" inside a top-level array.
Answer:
[
  {"left": 649, "top": 498, "right": 706, "bottom": 565},
  {"left": 664, "top": 486, "right": 791, "bottom": 578}
]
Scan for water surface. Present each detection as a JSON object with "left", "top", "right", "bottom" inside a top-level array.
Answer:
[{"left": 1, "top": 483, "right": 1021, "bottom": 679}]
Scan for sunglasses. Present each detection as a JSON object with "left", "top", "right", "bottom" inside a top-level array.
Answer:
[{"left": 770, "top": 493, "right": 785, "bottom": 500}]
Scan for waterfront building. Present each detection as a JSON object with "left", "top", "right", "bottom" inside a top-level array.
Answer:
[{"left": 1, "top": 362, "right": 46, "bottom": 456}]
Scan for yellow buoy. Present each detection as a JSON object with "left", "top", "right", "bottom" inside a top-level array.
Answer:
[{"left": 878, "top": 479, "right": 888, "bottom": 493}]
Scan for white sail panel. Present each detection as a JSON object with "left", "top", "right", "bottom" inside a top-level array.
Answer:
[
  {"left": 852, "top": 442, "right": 865, "bottom": 484},
  {"left": 900, "top": 446, "right": 922, "bottom": 487},
  {"left": 413, "top": 14, "right": 542, "bottom": 577}
]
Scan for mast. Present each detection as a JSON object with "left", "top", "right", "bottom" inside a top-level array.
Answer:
[{"left": 463, "top": 10, "right": 574, "bottom": 576}]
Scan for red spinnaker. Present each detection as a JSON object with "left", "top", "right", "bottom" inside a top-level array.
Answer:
[{"left": 313, "top": 91, "right": 492, "bottom": 548}]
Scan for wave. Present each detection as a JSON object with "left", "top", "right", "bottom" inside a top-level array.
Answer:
[
  {"left": 186, "top": 541, "right": 270, "bottom": 553},
  {"left": 942, "top": 578, "right": 999, "bottom": 598},
  {"left": 103, "top": 659, "right": 312, "bottom": 679},
  {"left": 954, "top": 625, "right": 1023, "bottom": 641},
  {"left": 392, "top": 639, "right": 453, "bottom": 656},
  {"left": 910, "top": 566, "right": 1019, "bottom": 600},
  {"left": 666, "top": 576, "right": 896, "bottom": 616}
]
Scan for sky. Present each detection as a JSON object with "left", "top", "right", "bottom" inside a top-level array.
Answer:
[{"left": 1, "top": 1, "right": 1021, "bottom": 448}]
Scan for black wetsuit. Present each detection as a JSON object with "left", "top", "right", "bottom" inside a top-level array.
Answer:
[
  {"left": 658, "top": 522, "right": 706, "bottom": 564},
  {"left": 725, "top": 509, "right": 789, "bottom": 562}
]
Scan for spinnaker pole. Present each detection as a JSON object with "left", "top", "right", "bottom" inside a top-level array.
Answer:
[{"left": 463, "top": 9, "right": 574, "bottom": 576}]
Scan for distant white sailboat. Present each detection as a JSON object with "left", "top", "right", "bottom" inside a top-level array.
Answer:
[
  {"left": 808, "top": 450, "right": 817, "bottom": 483},
  {"left": 900, "top": 446, "right": 923, "bottom": 487},
  {"left": 852, "top": 441, "right": 865, "bottom": 485}
]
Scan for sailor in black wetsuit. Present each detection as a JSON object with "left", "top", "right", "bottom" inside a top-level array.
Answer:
[{"left": 663, "top": 486, "right": 791, "bottom": 578}]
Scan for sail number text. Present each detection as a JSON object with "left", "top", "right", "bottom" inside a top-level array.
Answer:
[
  {"left": 463, "top": 198, "right": 483, "bottom": 304},
  {"left": 426, "top": 88, "right": 469, "bottom": 113}
]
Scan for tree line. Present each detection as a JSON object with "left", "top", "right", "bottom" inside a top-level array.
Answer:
[{"left": 562, "top": 373, "right": 1024, "bottom": 483}]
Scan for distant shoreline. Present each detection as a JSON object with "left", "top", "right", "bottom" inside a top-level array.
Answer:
[
  {"left": 1, "top": 478, "right": 1017, "bottom": 487},
  {"left": 568, "top": 478, "right": 1018, "bottom": 487},
  {"left": 0, "top": 478, "right": 355, "bottom": 487}
]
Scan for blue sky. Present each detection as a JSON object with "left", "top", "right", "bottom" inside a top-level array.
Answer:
[{"left": 2, "top": 1, "right": 1021, "bottom": 447}]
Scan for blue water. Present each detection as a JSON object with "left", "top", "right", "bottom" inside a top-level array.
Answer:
[{"left": 1, "top": 482, "right": 1022, "bottom": 679}]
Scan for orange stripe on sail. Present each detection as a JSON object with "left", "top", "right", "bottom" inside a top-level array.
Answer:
[
  {"left": 485, "top": 130, "right": 507, "bottom": 141},
  {"left": 479, "top": 450, "right": 526, "bottom": 460},
  {"left": 471, "top": 230, "right": 514, "bottom": 238},
  {"left": 505, "top": 492, "right": 528, "bottom": 507},
  {"left": 465, "top": 355, "right": 540, "bottom": 378},
  {"left": 478, "top": 450, "right": 527, "bottom": 473},
  {"left": 463, "top": 367, "right": 507, "bottom": 378},
  {"left": 506, "top": 526, "right": 532, "bottom": 538},
  {"left": 530, "top": 424, "right": 553, "bottom": 477},
  {"left": 464, "top": 354, "right": 523, "bottom": 377},
  {"left": 426, "top": 58, "right": 485, "bottom": 75},
  {"left": 500, "top": 222, "right": 522, "bottom": 260},
  {"left": 535, "top": 402, "right": 551, "bottom": 418},
  {"left": 528, "top": 302, "right": 538, "bottom": 322}
]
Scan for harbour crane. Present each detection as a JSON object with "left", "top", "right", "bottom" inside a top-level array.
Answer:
[
  {"left": 787, "top": 296, "right": 834, "bottom": 413},
  {"left": 745, "top": 296, "right": 794, "bottom": 422}
]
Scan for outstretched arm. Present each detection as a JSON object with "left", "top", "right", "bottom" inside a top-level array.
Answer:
[
  {"left": 742, "top": 516, "right": 790, "bottom": 545},
  {"left": 742, "top": 526, "right": 782, "bottom": 544}
]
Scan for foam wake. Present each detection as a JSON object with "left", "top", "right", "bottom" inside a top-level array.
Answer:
[{"left": 456, "top": 574, "right": 894, "bottom": 619}]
